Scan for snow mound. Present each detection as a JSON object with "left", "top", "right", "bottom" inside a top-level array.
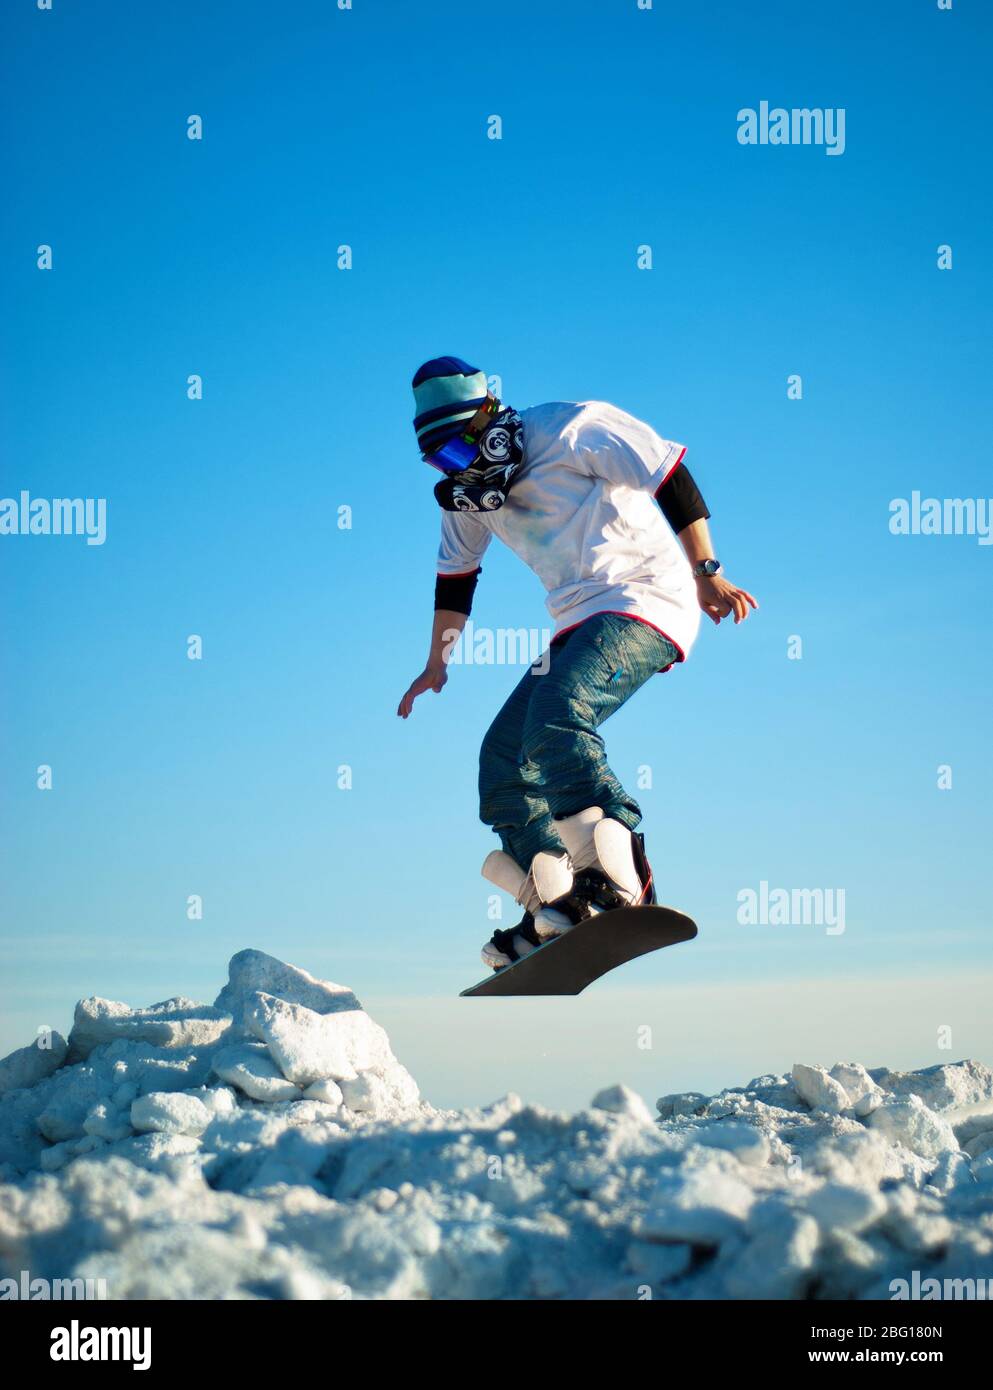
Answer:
[{"left": 1, "top": 952, "right": 991, "bottom": 1300}]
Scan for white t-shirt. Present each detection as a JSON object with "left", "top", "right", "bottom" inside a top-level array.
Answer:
[{"left": 436, "top": 400, "right": 701, "bottom": 660}]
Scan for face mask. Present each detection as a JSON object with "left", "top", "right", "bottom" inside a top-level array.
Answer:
[{"left": 425, "top": 403, "right": 525, "bottom": 513}]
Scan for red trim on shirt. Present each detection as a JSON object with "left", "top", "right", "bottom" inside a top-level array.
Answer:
[
  {"left": 436, "top": 567, "right": 480, "bottom": 579},
  {"left": 552, "top": 611, "right": 686, "bottom": 665},
  {"left": 655, "top": 446, "right": 687, "bottom": 494}
]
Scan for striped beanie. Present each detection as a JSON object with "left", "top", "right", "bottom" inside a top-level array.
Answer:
[{"left": 412, "top": 356, "right": 489, "bottom": 456}]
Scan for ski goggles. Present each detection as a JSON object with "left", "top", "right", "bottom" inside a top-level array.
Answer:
[
  {"left": 424, "top": 434, "right": 481, "bottom": 475},
  {"left": 422, "top": 396, "right": 502, "bottom": 474}
]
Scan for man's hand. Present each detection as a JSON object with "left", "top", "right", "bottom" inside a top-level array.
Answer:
[
  {"left": 696, "top": 575, "right": 759, "bottom": 625},
  {"left": 397, "top": 664, "right": 448, "bottom": 719}
]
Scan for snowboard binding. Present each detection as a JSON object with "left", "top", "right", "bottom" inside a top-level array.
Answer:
[{"left": 480, "top": 817, "right": 656, "bottom": 972}]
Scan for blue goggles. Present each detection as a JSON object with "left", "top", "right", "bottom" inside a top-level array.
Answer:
[
  {"left": 424, "top": 434, "right": 481, "bottom": 475},
  {"left": 422, "top": 396, "right": 501, "bottom": 475}
]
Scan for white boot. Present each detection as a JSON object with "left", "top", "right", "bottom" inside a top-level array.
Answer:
[
  {"left": 554, "top": 808, "right": 649, "bottom": 906},
  {"left": 480, "top": 932, "right": 537, "bottom": 971},
  {"left": 479, "top": 850, "right": 576, "bottom": 969}
]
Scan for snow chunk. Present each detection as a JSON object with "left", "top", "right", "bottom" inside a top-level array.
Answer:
[
  {"left": 39, "top": 1135, "right": 105, "bottom": 1172},
  {"left": 83, "top": 1103, "right": 132, "bottom": 1142},
  {"left": 338, "top": 1072, "right": 390, "bottom": 1115},
  {"left": 131, "top": 1092, "right": 212, "bottom": 1137},
  {"left": 656, "top": 1091, "right": 709, "bottom": 1120},
  {"left": 927, "top": 1149, "right": 972, "bottom": 1195},
  {"left": 953, "top": 1111, "right": 993, "bottom": 1146},
  {"left": 691, "top": 1122, "right": 770, "bottom": 1167},
  {"left": 723, "top": 1204, "right": 820, "bottom": 1299},
  {"left": 869, "top": 1060, "right": 993, "bottom": 1113},
  {"left": 303, "top": 1079, "right": 344, "bottom": 1108},
  {"left": 200, "top": 1086, "right": 238, "bottom": 1118},
  {"left": 792, "top": 1063, "right": 850, "bottom": 1115},
  {"left": 244, "top": 991, "right": 419, "bottom": 1113},
  {"left": 803, "top": 1128, "right": 911, "bottom": 1189},
  {"left": 830, "top": 1062, "right": 883, "bottom": 1116},
  {"left": 212, "top": 1044, "right": 301, "bottom": 1103},
  {"left": 248, "top": 993, "right": 368, "bottom": 1085},
  {"left": 881, "top": 1184, "right": 955, "bottom": 1252},
  {"left": 962, "top": 1129, "right": 993, "bottom": 1159},
  {"left": 806, "top": 1181, "right": 887, "bottom": 1234},
  {"left": 591, "top": 1084, "right": 654, "bottom": 1125},
  {"left": 214, "top": 949, "right": 360, "bottom": 1026},
  {"left": 867, "top": 1094, "right": 959, "bottom": 1160},
  {"left": 339, "top": 1068, "right": 420, "bottom": 1121},
  {"left": 0, "top": 1032, "right": 68, "bottom": 1095},
  {"left": 640, "top": 1160, "right": 757, "bottom": 1246},
  {"left": 972, "top": 1154, "right": 993, "bottom": 1185},
  {"left": 68, "top": 997, "right": 231, "bottom": 1062}
]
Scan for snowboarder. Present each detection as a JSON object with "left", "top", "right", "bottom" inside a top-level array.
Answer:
[{"left": 398, "top": 357, "right": 758, "bottom": 972}]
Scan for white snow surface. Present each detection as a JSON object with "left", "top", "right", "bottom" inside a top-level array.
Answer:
[{"left": 1, "top": 950, "right": 991, "bottom": 1300}]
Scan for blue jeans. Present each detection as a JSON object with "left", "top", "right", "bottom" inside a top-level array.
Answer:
[{"left": 478, "top": 613, "right": 679, "bottom": 868}]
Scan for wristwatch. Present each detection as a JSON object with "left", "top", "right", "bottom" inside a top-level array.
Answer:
[{"left": 692, "top": 558, "right": 722, "bottom": 578}]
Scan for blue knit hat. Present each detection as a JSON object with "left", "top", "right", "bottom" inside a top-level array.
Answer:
[{"left": 412, "top": 356, "right": 489, "bottom": 455}]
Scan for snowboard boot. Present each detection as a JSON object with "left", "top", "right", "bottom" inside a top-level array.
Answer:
[
  {"left": 553, "top": 807, "right": 656, "bottom": 917},
  {"left": 479, "top": 849, "right": 576, "bottom": 970}
]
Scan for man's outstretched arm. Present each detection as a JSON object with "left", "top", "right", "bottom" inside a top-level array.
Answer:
[
  {"left": 397, "top": 568, "right": 482, "bottom": 718},
  {"left": 655, "top": 464, "right": 758, "bottom": 625},
  {"left": 397, "top": 609, "right": 467, "bottom": 718}
]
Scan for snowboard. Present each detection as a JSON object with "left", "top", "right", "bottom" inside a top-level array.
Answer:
[{"left": 460, "top": 904, "right": 697, "bottom": 998}]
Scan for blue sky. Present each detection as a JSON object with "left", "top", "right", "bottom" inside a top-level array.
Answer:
[{"left": 2, "top": 0, "right": 991, "bottom": 1110}]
